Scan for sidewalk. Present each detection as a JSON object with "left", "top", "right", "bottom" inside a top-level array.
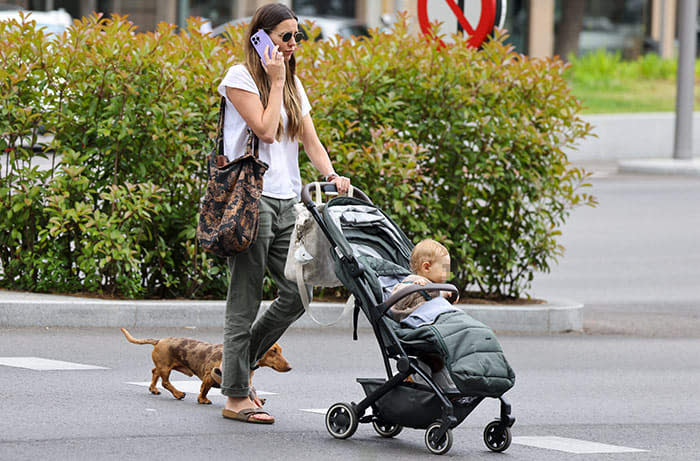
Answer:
[
  {"left": 0, "top": 289, "right": 582, "bottom": 333},
  {"left": 565, "top": 112, "right": 700, "bottom": 178},
  {"left": 565, "top": 112, "right": 700, "bottom": 162},
  {"left": 573, "top": 158, "right": 700, "bottom": 178}
]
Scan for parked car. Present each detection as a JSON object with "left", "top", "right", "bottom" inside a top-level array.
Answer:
[
  {"left": 1, "top": 8, "right": 73, "bottom": 147},
  {"left": 211, "top": 15, "right": 369, "bottom": 42},
  {"left": 0, "top": 8, "right": 72, "bottom": 37},
  {"left": 298, "top": 15, "right": 369, "bottom": 41}
]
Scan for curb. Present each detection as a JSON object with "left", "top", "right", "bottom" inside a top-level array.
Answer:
[
  {"left": 618, "top": 158, "right": 700, "bottom": 176},
  {"left": 0, "top": 293, "right": 582, "bottom": 333}
]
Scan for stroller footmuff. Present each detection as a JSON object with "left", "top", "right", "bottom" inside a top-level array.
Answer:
[{"left": 300, "top": 183, "right": 516, "bottom": 455}]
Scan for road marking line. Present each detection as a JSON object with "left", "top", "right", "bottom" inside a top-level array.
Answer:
[
  {"left": 300, "top": 408, "right": 375, "bottom": 416},
  {"left": 127, "top": 380, "right": 277, "bottom": 396},
  {"left": 300, "top": 408, "right": 329, "bottom": 415},
  {"left": 0, "top": 356, "right": 108, "bottom": 370},
  {"left": 513, "top": 436, "right": 648, "bottom": 454}
]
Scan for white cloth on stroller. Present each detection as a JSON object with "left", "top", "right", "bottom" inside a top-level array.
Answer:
[{"left": 327, "top": 205, "right": 410, "bottom": 260}]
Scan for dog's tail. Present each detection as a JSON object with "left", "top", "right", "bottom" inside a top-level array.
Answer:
[{"left": 121, "top": 328, "right": 159, "bottom": 346}]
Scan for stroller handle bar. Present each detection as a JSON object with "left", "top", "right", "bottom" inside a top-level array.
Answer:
[
  {"left": 301, "top": 182, "right": 372, "bottom": 207},
  {"left": 378, "top": 283, "right": 460, "bottom": 317}
]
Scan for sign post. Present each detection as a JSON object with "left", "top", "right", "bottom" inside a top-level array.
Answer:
[{"left": 673, "top": 0, "right": 698, "bottom": 159}]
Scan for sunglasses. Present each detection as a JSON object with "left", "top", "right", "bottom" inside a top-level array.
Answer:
[{"left": 271, "top": 30, "right": 304, "bottom": 43}]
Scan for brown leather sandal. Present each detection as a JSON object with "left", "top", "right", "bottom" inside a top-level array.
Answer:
[{"left": 222, "top": 407, "right": 274, "bottom": 424}]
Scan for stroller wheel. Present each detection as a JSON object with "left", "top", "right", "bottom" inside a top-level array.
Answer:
[
  {"left": 424, "top": 422, "right": 453, "bottom": 455},
  {"left": 372, "top": 420, "right": 403, "bottom": 438},
  {"left": 483, "top": 419, "right": 512, "bottom": 452},
  {"left": 325, "top": 402, "right": 358, "bottom": 439}
]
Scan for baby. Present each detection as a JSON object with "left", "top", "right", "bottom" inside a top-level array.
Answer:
[
  {"left": 389, "top": 239, "right": 458, "bottom": 322},
  {"left": 390, "top": 239, "right": 460, "bottom": 391}
]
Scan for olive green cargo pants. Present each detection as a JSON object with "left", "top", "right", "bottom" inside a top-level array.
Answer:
[{"left": 221, "top": 196, "right": 309, "bottom": 398}]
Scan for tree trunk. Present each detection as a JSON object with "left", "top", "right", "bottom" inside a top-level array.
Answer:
[{"left": 554, "top": 1, "right": 586, "bottom": 61}]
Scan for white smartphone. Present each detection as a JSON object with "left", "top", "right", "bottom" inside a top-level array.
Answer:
[{"left": 250, "top": 29, "right": 276, "bottom": 64}]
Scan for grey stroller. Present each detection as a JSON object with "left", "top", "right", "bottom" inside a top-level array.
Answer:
[{"left": 301, "top": 183, "right": 516, "bottom": 455}]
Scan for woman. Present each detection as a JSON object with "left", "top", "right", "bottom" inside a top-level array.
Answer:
[{"left": 215, "top": 3, "right": 350, "bottom": 424}]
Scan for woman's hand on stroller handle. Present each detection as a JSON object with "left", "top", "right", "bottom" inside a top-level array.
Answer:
[
  {"left": 301, "top": 182, "right": 371, "bottom": 206},
  {"left": 329, "top": 174, "right": 351, "bottom": 195}
]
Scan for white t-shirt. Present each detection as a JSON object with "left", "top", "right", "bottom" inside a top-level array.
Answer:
[{"left": 217, "top": 64, "right": 311, "bottom": 200}]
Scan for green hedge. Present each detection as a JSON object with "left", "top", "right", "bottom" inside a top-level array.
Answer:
[
  {"left": 1, "top": 14, "right": 230, "bottom": 298},
  {"left": 0, "top": 13, "right": 595, "bottom": 300}
]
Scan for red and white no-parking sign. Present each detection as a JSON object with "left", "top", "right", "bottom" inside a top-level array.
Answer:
[{"left": 417, "top": 0, "right": 506, "bottom": 48}]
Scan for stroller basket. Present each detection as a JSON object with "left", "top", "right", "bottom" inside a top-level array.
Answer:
[{"left": 357, "top": 378, "right": 482, "bottom": 430}]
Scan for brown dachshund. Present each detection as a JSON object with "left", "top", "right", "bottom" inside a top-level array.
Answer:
[{"left": 121, "top": 328, "right": 291, "bottom": 405}]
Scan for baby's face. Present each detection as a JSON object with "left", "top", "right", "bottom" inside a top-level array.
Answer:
[{"left": 421, "top": 254, "right": 451, "bottom": 284}]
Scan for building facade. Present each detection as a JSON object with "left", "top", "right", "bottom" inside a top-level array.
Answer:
[{"left": 5, "top": 0, "right": 688, "bottom": 59}]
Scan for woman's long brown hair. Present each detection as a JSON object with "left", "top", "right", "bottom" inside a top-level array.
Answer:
[{"left": 245, "top": 3, "right": 304, "bottom": 142}]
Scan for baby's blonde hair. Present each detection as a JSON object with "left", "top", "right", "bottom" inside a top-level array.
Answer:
[{"left": 410, "top": 239, "right": 449, "bottom": 273}]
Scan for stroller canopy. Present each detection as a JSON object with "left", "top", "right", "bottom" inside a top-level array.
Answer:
[{"left": 322, "top": 196, "right": 413, "bottom": 302}]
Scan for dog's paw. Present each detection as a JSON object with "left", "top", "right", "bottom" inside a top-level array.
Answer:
[
  {"left": 198, "top": 397, "right": 212, "bottom": 405},
  {"left": 175, "top": 392, "right": 186, "bottom": 400},
  {"left": 149, "top": 388, "right": 161, "bottom": 395}
]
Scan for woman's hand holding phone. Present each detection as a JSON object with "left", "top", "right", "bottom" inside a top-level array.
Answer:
[
  {"left": 261, "top": 44, "right": 285, "bottom": 85},
  {"left": 251, "top": 29, "right": 285, "bottom": 85}
]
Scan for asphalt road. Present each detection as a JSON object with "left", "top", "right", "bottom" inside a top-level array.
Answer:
[
  {"left": 2, "top": 171, "right": 699, "bottom": 460},
  {"left": 531, "top": 172, "right": 700, "bottom": 337},
  {"left": 1, "top": 326, "right": 699, "bottom": 460}
]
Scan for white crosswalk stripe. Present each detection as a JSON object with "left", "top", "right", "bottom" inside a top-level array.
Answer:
[
  {"left": 300, "top": 408, "right": 330, "bottom": 415},
  {"left": 301, "top": 407, "right": 373, "bottom": 416},
  {"left": 0, "top": 356, "right": 108, "bottom": 370},
  {"left": 513, "top": 436, "right": 648, "bottom": 454}
]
